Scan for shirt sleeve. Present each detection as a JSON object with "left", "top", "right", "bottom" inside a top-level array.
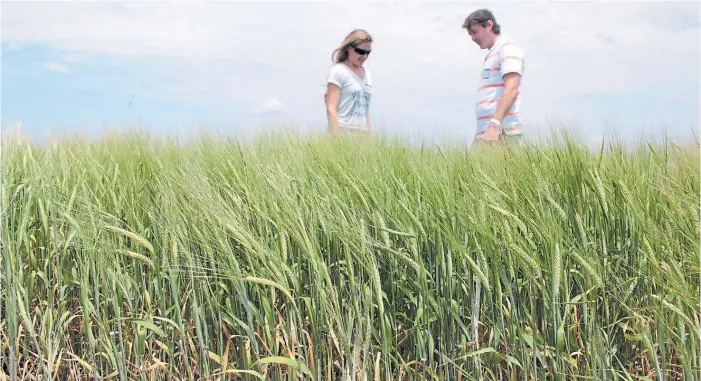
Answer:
[
  {"left": 327, "top": 64, "right": 346, "bottom": 87},
  {"left": 500, "top": 43, "right": 524, "bottom": 76}
]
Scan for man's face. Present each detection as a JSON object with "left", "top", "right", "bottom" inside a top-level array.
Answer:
[{"left": 467, "top": 21, "right": 492, "bottom": 49}]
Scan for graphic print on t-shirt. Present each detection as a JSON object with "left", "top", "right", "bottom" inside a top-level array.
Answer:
[{"left": 347, "top": 83, "right": 371, "bottom": 119}]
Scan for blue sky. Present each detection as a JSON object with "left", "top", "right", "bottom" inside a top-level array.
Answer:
[
  {"left": 2, "top": 1, "right": 699, "bottom": 146},
  {"left": 2, "top": 43, "right": 255, "bottom": 141}
]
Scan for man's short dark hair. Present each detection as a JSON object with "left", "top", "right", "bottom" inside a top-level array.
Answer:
[{"left": 462, "top": 9, "right": 500, "bottom": 34}]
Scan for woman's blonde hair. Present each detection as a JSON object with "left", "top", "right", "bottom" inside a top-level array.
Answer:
[{"left": 331, "top": 29, "right": 373, "bottom": 63}]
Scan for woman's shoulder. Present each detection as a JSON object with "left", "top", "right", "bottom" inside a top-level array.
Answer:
[
  {"left": 329, "top": 62, "right": 349, "bottom": 74},
  {"left": 327, "top": 63, "right": 348, "bottom": 87}
]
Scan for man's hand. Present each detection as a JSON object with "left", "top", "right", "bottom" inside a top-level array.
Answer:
[{"left": 483, "top": 122, "right": 501, "bottom": 141}]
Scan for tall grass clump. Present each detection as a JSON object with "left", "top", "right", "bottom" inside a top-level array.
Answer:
[{"left": 1, "top": 129, "right": 699, "bottom": 380}]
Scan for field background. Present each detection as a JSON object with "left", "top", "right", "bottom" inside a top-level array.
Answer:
[{"left": 1, "top": 130, "right": 699, "bottom": 380}]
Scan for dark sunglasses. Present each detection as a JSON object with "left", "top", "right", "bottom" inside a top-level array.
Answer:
[{"left": 353, "top": 47, "right": 371, "bottom": 56}]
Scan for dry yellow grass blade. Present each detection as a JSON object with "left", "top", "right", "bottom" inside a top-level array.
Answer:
[
  {"left": 208, "top": 352, "right": 265, "bottom": 380},
  {"left": 66, "top": 352, "right": 92, "bottom": 373}
]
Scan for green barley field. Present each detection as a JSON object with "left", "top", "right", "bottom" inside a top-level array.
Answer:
[{"left": 1, "top": 129, "right": 699, "bottom": 380}]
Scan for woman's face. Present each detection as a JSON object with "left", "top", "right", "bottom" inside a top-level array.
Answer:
[{"left": 348, "top": 41, "right": 371, "bottom": 66}]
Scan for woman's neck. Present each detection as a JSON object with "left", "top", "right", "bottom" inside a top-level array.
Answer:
[{"left": 345, "top": 61, "right": 361, "bottom": 70}]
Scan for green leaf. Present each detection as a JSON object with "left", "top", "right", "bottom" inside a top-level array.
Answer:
[
  {"left": 133, "top": 319, "right": 165, "bottom": 338},
  {"left": 503, "top": 355, "right": 522, "bottom": 369},
  {"left": 254, "top": 356, "right": 312, "bottom": 378},
  {"left": 450, "top": 347, "right": 497, "bottom": 362},
  {"left": 221, "top": 369, "right": 265, "bottom": 379}
]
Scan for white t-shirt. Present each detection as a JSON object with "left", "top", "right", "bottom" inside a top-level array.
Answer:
[
  {"left": 474, "top": 36, "right": 525, "bottom": 138},
  {"left": 327, "top": 63, "right": 372, "bottom": 131}
]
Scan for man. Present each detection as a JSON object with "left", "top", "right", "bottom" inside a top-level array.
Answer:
[{"left": 463, "top": 9, "right": 525, "bottom": 144}]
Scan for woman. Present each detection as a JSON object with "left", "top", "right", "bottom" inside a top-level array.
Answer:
[{"left": 325, "top": 29, "right": 373, "bottom": 136}]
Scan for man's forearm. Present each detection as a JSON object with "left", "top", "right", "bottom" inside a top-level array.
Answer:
[{"left": 492, "top": 87, "right": 519, "bottom": 123}]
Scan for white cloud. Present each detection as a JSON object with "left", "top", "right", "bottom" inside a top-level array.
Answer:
[
  {"left": 252, "top": 97, "right": 285, "bottom": 116},
  {"left": 44, "top": 62, "right": 70, "bottom": 73},
  {"left": 2, "top": 1, "right": 698, "bottom": 140}
]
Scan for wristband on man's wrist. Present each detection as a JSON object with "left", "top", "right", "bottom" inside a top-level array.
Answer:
[{"left": 489, "top": 118, "right": 501, "bottom": 126}]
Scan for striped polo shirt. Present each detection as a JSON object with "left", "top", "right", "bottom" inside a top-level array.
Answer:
[{"left": 474, "top": 36, "right": 525, "bottom": 139}]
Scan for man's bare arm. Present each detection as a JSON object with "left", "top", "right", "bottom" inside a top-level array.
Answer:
[{"left": 492, "top": 72, "right": 520, "bottom": 123}]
